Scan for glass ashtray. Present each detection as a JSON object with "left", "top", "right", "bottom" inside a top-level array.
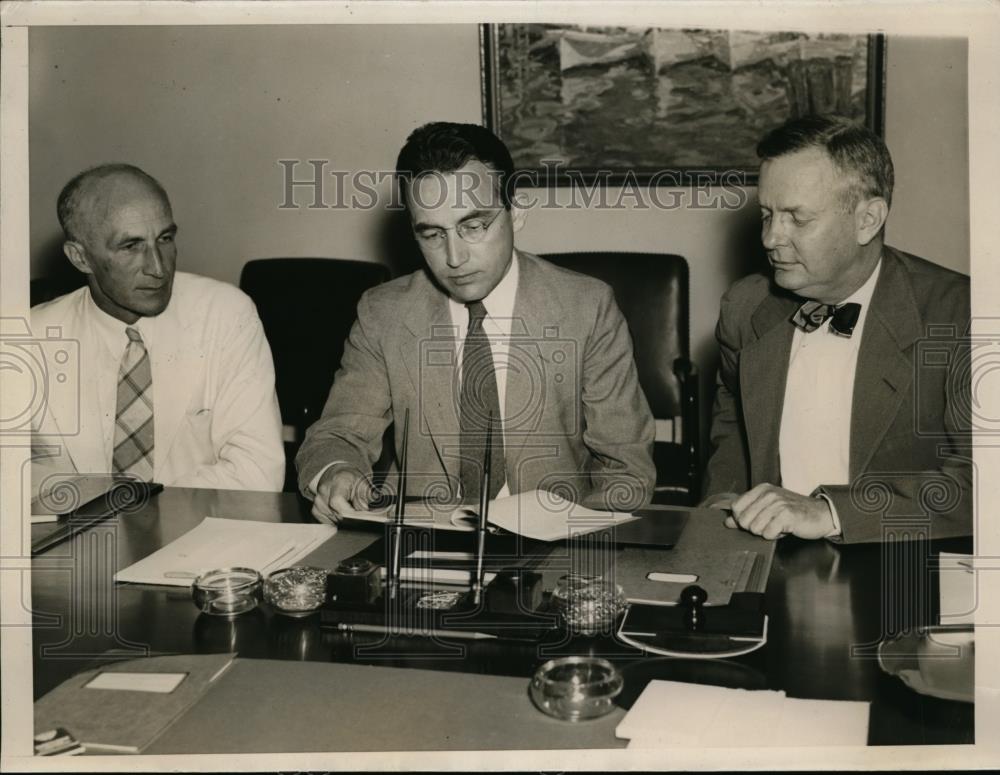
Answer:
[
  {"left": 264, "top": 566, "right": 329, "bottom": 617},
  {"left": 529, "top": 656, "right": 624, "bottom": 721},
  {"left": 192, "top": 567, "right": 262, "bottom": 616},
  {"left": 551, "top": 574, "right": 628, "bottom": 636}
]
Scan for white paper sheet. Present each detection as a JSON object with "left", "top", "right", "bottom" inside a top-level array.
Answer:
[
  {"left": 336, "top": 489, "right": 637, "bottom": 542},
  {"left": 486, "top": 489, "right": 638, "bottom": 541},
  {"left": 617, "top": 680, "right": 869, "bottom": 748},
  {"left": 939, "top": 552, "right": 975, "bottom": 625},
  {"left": 336, "top": 501, "right": 474, "bottom": 532},
  {"left": 85, "top": 672, "right": 187, "bottom": 694},
  {"left": 114, "top": 517, "right": 337, "bottom": 586}
]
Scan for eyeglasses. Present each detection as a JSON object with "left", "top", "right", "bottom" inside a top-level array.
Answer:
[{"left": 413, "top": 209, "right": 503, "bottom": 249}]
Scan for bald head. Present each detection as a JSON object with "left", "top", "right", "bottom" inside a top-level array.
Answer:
[
  {"left": 57, "top": 163, "right": 178, "bottom": 323},
  {"left": 57, "top": 164, "right": 171, "bottom": 245}
]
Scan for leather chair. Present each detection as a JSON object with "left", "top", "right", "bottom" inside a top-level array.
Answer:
[
  {"left": 30, "top": 274, "right": 87, "bottom": 307},
  {"left": 239, "top": 258, "right": 390, "bottom": 492},
  {"left": 540, "top": 252, "right": 700, "bottom": 506}
]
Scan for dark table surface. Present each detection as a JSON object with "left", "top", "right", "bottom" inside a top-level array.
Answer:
[{"left": 30, "top": 487, "right": 974, "bottom": 748}]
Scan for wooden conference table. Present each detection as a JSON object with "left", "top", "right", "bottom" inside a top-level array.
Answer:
[{"left": 30, "top": 487, "right": 973, "bottom": 750}]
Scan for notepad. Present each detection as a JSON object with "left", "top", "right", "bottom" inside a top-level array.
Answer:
[
  {"left": 34, "top": 653, "right": 235, "bottom": 753},
  {"left": 114, "top": 517, "right": 337, "bottom": 586},
  {"left": 616, "top": 680, "right": 869, "bottom": 747}
]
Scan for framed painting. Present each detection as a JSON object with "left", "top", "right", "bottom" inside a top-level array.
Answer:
[{"left": 481, "top": 25, "right": 886, "bottom": 185}]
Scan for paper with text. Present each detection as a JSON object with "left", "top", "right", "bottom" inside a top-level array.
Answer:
[{"left": 114, "top": 517, "right": 337, "bottom": 586}]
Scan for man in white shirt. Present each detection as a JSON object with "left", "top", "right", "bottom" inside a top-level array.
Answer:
[
  {"left": 702, "top": 115, "right": 971, "bottom": 543},
  {"left": 297, "top": 122, "right": 656, "bottom": 523},
  {"left": 31, "top": 164, "right": 284, "bottom": 496}
]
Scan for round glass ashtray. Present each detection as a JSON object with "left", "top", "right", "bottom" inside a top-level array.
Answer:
[
  {"left": 551, "top": 574, "right": 628, "bottom": 636},
  {"left": 192, "top": 567, "right": 262, "bottom": 616},
  {"left": 264, "top": 566, "right": 329, "bottom": 617},
  {"left": 529, "top": 656, "right": 624, "bottom": 722}
]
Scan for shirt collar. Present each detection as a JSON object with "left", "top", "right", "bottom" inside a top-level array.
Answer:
[
  {"left": 447, "top": 248, "right": 519, "bottom": 324},
  {"left": 838, "top": 256, "right": 881, "bottom": 335},
  {"left": 84, "top": 286, "right": 155, "bottom": 358},
  {"left": 840, "top": 256, "right": 882, "bottom": 309}
]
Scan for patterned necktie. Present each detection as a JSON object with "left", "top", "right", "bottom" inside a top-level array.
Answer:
[
  {"left": 792, "top": 301, "right": 862, "bottom": 337},
  {"left": 459, "top": 301, "right": 506, "bottom": 502},
  {"left": 112, "top": 327, "right": 154, "bottom": 480}
]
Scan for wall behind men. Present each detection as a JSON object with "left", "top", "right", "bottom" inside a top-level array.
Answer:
[{"left": 28, "top": 26, "right": 969, "bottom": 436}]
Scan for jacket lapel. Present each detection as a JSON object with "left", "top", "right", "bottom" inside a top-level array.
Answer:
[
  {"left": 849, "top": 249, "right": 920, "bottom": 477},
  {"left": 400, "top": 270, "right": 458, "bottom": 478},
  {"left": 740, "top": 287, "right": 798, "bottom": 486},
  {"left": 504, "top": 252, "right": 565, "bottom": 478}
]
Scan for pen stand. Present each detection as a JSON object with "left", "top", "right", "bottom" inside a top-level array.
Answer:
[{"left": 484, "top": 569, "right": 544, "bottom": 615}]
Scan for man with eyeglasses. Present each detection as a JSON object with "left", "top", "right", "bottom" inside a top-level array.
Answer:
[{"left": 297, "top": 122, "right": 655, "bottom": 523}]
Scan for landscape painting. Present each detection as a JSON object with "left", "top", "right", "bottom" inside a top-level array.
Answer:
[{"left": 481, "top": 25, "right": 885, "bottom": 182}]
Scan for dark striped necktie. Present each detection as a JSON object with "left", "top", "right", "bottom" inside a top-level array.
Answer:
[
  {"left": 112, "top": 326, "right": 154, "bottom": 480},
  {"left": 459, "top": 301, "right": 506, "bottom": 502}
]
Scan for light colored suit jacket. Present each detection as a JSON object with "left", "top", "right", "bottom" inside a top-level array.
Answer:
[
  {"left": 296, "top": 251, "right": 656, "bottom": 510},
  {"left": 31, "top": 272, "right": 285, "bottom": 495},
  {"left": 704, "top": 246, "right": 972, "bottom": 543}
]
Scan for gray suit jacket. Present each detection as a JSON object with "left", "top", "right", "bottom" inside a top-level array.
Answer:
[
  {"left": 703, "top": 246, "right": 972, "bottom": 543},
  {"left": 296, "top": 251, "right": 656, "bottom": 510}
]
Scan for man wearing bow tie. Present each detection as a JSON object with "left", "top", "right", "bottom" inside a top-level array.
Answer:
[{"left": 702, "top": 115, "right": 971, "bottom": 543}]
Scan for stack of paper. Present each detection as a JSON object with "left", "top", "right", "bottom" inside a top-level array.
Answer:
[
  {"left": 114, "top": 517, "right": 337, "bottom": 586},
  {"left": 616, "top": 680, "right": 869, "bottom": 747},
  {"left": 338, "top": 489, "right": 637, "bottom": 542}
]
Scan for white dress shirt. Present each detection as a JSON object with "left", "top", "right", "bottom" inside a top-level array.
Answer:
[
  {"left": 31, "top": 273, "right": 285, "bottom": 494},
  {"left": 447, "top": 250, "right": 519, "bottom": 499},
  {"left": 779, "top": 259, "right": 881, "bottom": 534},
  {"left": 86, "top": 292, "right": 157, "bottom": 469}
]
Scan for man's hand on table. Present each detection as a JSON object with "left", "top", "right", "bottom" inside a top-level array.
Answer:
[
  {"left": 311, "top": 465, "right": 375, "bottom": 525},
  {"left": 718, "top": 484, "right": 837, "bottom": 540}
]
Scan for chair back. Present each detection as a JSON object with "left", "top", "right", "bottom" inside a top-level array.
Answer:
[
  {"left": 540, "top": 251, "right": 699, "bottom": 504},
  {"left": 540, "top": 252, "right": 689, "bottom": 419},
  {"left": 239, "top": 258, "right": 390, "bottom": 435}
]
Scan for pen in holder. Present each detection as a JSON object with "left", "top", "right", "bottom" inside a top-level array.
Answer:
[
  {"left": 388, "top": 408, "right": 409, "bottom": 601},
  {"left": 471, "top": 414, "right": 492, "bottom": 606}
]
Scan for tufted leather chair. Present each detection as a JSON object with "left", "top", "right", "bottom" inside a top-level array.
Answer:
[
  {"left": 540, "top": 252, "right": 700, "bottom": 506},
  {"left": 240, "top": 258, "right": 390, "bottom": 492}
]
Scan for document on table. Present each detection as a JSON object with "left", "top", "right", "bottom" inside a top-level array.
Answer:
[
  {"left": 338, "top": 489, "right": 637, "bottom": 542},
  {"left": 114, "top": 517, "right": 337, "bottom": 586},
  {"left": 616, "top": 680, "right": 869, "bottom": 747},
  {"left": 31, "top": 473, "right": 119, "bottom": 517},
  {"left": 939, "top": 552, "right": 975, "bottom": 625}
]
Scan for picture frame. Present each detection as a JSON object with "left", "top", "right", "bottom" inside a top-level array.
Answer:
[{"left": 481, "top": 24, "right": 886, "bottom": 186}]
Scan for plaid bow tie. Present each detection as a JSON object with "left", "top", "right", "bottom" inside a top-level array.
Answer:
[{"left": 792, "top": 301, "right": 862, "bottom": 337}]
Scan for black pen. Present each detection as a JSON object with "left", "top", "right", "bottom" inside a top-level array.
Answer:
[
  {"left": 472, "top": 415, "right": 492, "bottom": 606},
  {"left": 388, "top": 408, "right": 409, "bottom": 600}
]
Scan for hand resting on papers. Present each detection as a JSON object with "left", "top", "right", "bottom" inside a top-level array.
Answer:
[{"left": 311, "top": 464, "right": 377, "bottom": 525}]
